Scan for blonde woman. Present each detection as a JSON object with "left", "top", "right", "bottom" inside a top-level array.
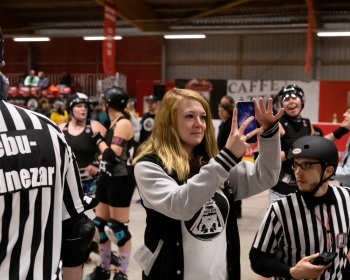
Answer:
[{"left": 133, "top": 88, "right": 284, "bottom": 280}]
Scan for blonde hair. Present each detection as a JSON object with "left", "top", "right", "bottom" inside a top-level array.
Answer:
[{"left": 133, "top": 87, "right": 219, "bottom": 181}]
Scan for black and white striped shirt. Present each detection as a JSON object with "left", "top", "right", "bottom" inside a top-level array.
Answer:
[
  {"left": 0, "top": 101, "right": 85, "bottom": 280},
  {"left": 252, "top": 186, "right": 350, "bottom": 279}
]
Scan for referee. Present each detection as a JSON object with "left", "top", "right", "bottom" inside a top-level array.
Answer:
[
  {"left": 0, "top": 29, "right": 96, "bottom": 280},
  {"left": 250, "top": 136, "right": 350, "bottom": 279}
]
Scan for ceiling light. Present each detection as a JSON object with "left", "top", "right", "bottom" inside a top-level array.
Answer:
[
  {"left": 164, "top": 34, "right": 206, "bottom": 39},
  {"left": 83, "top": 36, "right": 122, "bottom": 41},
  {"left": 13, "top": 37, "right": 50, "bottom": 42},
  {"left": 317, "top": 31, "right": 350, "bottom": 37}
]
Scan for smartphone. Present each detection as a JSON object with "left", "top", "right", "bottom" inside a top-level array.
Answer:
[
  {"left": 236, "top": 101, "right": 257, "bottom": 143},
  {"left": 311, "top": 252, "right": 338, "bottom": 265}
]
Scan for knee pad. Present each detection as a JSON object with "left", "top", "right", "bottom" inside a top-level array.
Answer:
[
  {"left": 93, "top": 217, "right": 108, "bottom": 244},
  {"left": 104, "top": 219, "right": 131, "bottom": 247}
]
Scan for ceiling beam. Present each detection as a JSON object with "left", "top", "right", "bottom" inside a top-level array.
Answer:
[
  {"left": 174, "top": 0, "right": 251, "bottom": 26},
  {"left": 97, "top": 0, "right": 168, "bottom": 32},
  {"left": 0, "top": 9, "right": 29, "bottom": 33},
  {"left": 116, "top": 0, "right": 168, "bottom": 32}
]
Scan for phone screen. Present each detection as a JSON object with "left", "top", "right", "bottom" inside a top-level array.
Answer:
[{"left": 236, "top": 101, "right": 257, "bottom": 143}]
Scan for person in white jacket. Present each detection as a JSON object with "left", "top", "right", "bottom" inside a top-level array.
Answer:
[{"left": 133, "top": 87, "right": 284, "bottom": 280}]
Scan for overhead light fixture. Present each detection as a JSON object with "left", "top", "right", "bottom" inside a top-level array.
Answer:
[
  {"left": 317, "top": 31, "right": 350, "bottom": 37},
  {"left": 13, "top": 37, "right": 50, "bottom": 42},
  {"left": 83, "top": 36, "right": 122, "bottom": 41},
  {"left": 164, "top": 34, "right": 206, "bottom": 39}
]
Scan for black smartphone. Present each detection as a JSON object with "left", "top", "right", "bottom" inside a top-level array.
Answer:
[
  {"left": 311, "top": 252, "right": 338, "bottom": 265},
  {"left": 236, "top": 101, "right": 257, "bottom": 143}
]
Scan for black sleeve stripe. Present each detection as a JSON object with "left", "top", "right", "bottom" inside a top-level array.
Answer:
[
  {"left": 260, "top": 122, "right": 279, "bottom": 138},
  {"left": 28, "top": 189, "right": 43, "bottom": 279},
  {"left": 214, "top": 148, "right": 239, "bottom": 171}
]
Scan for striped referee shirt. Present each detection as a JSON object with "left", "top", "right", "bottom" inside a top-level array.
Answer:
[
  {"left": 0, "top": 101, "right": 86, "bottom": 280},
  {"left": 251, "top": 186, "right": 350, "bottom": 279}
]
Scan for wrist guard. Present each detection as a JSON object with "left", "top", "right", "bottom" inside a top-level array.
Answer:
[
  {"left": 99, "top": 160, "right": 113, "bottom": 177},
  {"left": 333, "top": 127, "right": 349, "bottom": 139}
]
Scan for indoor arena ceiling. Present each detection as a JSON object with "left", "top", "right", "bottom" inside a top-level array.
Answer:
[{"left": 1, "top": 0, "right": 350, "bottom": 38}]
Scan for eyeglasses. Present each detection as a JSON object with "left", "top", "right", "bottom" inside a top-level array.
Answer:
[
  {"left": 282, "top": 93, "right": 299, "bottom": 102},
  {"left": 291, "top": 161, "right": 321, "bottom": 171}
]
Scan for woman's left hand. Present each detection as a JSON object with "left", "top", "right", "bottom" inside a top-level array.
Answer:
[
  {"left": 253, "top": 97, "right": 284, "bottom": 134},
  {"left": 86, "top": 164, "right": 99, "bottom": 176}
]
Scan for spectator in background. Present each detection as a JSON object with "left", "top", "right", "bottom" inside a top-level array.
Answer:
[
  {"left": 90, "top": 99, "right": 110, "bottom": 128},
  {"left": 60, "top": 69, "right": 72, "bottom": 87},
  {"left": 24, "top": 69, "right": 39, "bottom": 87},
  {"left": 139, "top": 95, "right": 158, "bottom": 145},
  {"left": 37, "top": 70, "right": 49, "bottom": 90},
  {"left": 50, "top": 100, "right": 69, "bottom": 125},
  {"left": 219, "top": 95, "right": 242, "bottom": 218},
  {"left": 127, "top": 99, "right": 141, "bottom": 143},
  {"left": 22, "top": 69, "right": 39, "bottom": 94},
  {"left": 220, "top": 95, "right": 234, "bottom": 106},
  {"left": 36, "top": 97, "right": 51, "bottom": 118}
]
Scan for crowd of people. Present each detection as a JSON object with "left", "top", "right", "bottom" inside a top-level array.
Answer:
[{"left": 1, "top": 30, "right": 350, "bottom": 280}]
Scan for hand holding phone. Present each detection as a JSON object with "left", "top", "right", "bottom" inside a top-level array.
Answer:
[
  {"left": 311, "top": 252, "right": 338, "bottom": 265},
  {"left": 236, "top": 101, "right": 257, "bottom": 143}
]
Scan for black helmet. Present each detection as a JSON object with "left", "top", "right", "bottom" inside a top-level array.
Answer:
[
  {"left": 278, "top": 84, "right": 305, "bottom": 109},
  {"left": 103, "top": 86, "right": 128, "bottom": 110},
  {"left": 288, "top": 136, "right": 338, "bottom": 175},
  {"left": 66, "top": 92, "right": 89, "bottom": 112},
  {"left": 0, "top": 27, "right": 4, "bottom": 67}
]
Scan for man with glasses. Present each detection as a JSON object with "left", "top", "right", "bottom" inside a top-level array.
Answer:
[{"left": 250, "top": 136, "right": 350, "bottom": 280}]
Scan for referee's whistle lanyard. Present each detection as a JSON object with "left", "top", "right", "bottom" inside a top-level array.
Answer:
[{"left": 311, "top": 207, "right": 333, "bottom": 251}]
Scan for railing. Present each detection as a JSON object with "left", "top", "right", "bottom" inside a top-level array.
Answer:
[{"left": 5, "top": 73, "right": 109, "bottom": 99}]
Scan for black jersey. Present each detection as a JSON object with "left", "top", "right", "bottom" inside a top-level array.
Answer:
[
  {"left": 63, "top": 120, "right": 96, "bottom": 169},
  {"left": 0, "top": 101, "right": 86, "bottom": 280}
]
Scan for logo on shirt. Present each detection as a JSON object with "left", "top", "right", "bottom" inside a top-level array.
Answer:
[
  {"left": 184, "top": 192, "right": 229, "bottom": 241},
  {"left": 142, "top": 117, "right": 155, "bottom": 132},
  {"left": 337, "top": 233, "right": 347, "bottom": 249}
]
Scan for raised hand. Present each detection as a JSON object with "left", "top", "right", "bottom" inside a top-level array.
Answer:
[
  {"left": 225, "top": 107, "right": 259, "bottom": 158},
  {"left": 254, "top": 97, "right": 284, "bottom": 134}
]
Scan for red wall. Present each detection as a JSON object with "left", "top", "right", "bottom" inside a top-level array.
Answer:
[
  {"left": 319, "top": 81, "right": 350, "bottom": 122},
  {"left": 2, "top": 36, "right": 164, "bottom": 97}
]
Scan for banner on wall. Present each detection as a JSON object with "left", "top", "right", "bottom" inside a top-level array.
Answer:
[
  {"left": 103, "top": 0, "right": 116, "bottom": 76},
  {"left": 226, "top": 80, "right": 320, "bottom": 122}
]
